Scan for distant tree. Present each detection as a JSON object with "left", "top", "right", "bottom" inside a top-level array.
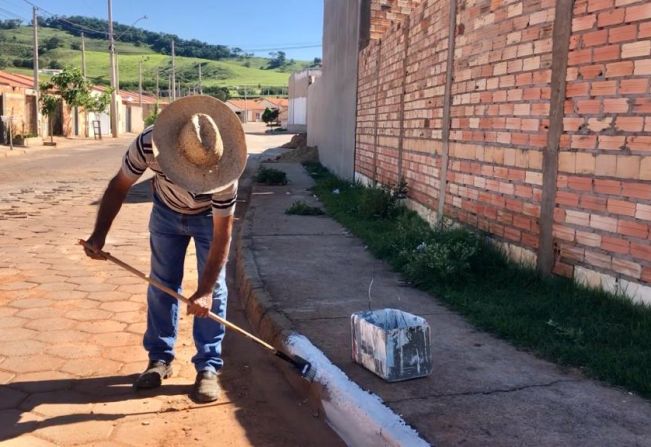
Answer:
[
  {"left": 0, "top": 19, "right": 22, "bottom": 29},
  {"left": 41, "top": 67, "right": 91, "bottom": 109},
  {"left": 39, "top": 92, "right": 59, "bottom": 143},
  {"left": 311, "top": 57, "right": 322, "bottom": 67},
  {"left": 267, "top": 51, "right": 286, "bottom": 69},
  {"left": 0, "top": 58, "right": 8, "bottom": 69},
  {"left": 44, "top": 36, "right": 62, "bottom": 51},
  {"left": 48, "top": 60, "right": 63, "bottom": 69},
  {"left": 70, "top": 41, "right": 81, "bottom": 51},
  {"left": 262, "top": 107, "right": 279, "bottom": 128}
]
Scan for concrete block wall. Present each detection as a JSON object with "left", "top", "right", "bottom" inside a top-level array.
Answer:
[{"left": 355, "top": 0, "right": 651, "bottom": 303}]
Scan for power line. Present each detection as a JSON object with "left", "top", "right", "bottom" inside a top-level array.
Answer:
[
  {"left": 20, "top": 0, "right": 107, "bottom": 36},
  {"left": 241, "top": 44, "right": 322, "bottom": 52}
]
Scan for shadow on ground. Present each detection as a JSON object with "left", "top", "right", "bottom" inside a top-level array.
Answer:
[{"left": 0, "top": 374, "right": 223, "bottom": 442}]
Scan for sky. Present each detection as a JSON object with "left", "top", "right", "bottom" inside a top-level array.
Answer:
[{"left": 0, "top": 0, "right": 324, "bottom": 61}]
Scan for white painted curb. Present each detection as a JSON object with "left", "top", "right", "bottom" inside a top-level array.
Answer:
[{"left": 286, "top": 334, "right": 431, "bottom": 447}]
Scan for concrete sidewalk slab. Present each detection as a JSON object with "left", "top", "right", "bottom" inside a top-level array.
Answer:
[{"left": 236, "top": 161, "right": 651, "bottom": 446}]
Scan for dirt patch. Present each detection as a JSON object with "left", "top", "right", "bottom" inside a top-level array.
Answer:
[
  {"left": 280, "top": 133, "right": 307, "bottom": 149},
  {"left": 275, "top": 146, "right": 319, "bottom": 163}
]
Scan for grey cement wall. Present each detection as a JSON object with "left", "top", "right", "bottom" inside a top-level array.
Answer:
[{"left": 307, "top": 0, "right": 363, "bottom": 180}]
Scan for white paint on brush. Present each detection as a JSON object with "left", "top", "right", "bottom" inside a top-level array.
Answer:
[{"left": 286, "top": 334, "right": 430, "bottom": 447}]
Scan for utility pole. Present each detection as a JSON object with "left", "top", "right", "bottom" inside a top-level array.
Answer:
[
  {"left": 177, "top": 81, "right": 181, "bottom": 98},
  {"left": 244, "top": 86, "right": 248, "bottom": 123},
  {"left": 32, "top": 6, "right": 40, "bottom": 137},
  {"left": 171, "top": 40, "right": 176, "bottom": 101},
  {"left": 108, "top": 0, "right": 119, "bottom": 137},
  {"left": 198, "top": 63, "right": 202, "bottom": 95},
  {"left": 168, "top": 75, "right": 171, "bottom": 99},
  {"left": 155, "top": 69, "right": 159, "bottom": 100},
  {"left": 138, "top": 59, "right": 143, "bottom": 107},
  {"left": 80, "top": 32, "right": 86, "bottom": 77}
]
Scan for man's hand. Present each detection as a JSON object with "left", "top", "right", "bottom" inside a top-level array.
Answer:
[
  {"left": 187, "top": 290, "right": 213, "bottom": 318},
  {"left": 82, "top": 233, "right": 107, "bottom": 260}
]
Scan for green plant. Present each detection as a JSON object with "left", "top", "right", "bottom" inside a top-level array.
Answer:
[
  {"left": 255, "top": 167, "right": 287, "bottom": 185},
  {"left": 304, "top": 162, "right": 651, "bottom": 399},
  {"left": 262, "top": 107, "right": 280, "bottom": 127},
  {"left": 39, "top": 93, "right": 59, "bottom": 144},
  {"left": 144, "top": 103, "right": 160, "bottom": 127},
  {"left": 286, "top": 201, "right": 325, "bottom": 216}
]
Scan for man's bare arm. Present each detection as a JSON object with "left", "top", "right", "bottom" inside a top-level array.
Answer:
[
  {"left": 187, "top": 213, "right": 234, "bottom": 317},
  {"left": 83, "top": 171, "right": 137, "bottom": 259}
]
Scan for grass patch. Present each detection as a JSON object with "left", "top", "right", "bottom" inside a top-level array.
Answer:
[
  {"left": 255, "top": 167, "right": 287, "bottom": 185},
  {"left": 303, "top": 161, "right": 651, "bottom": 399},
  {"left": 286, "top": 201, "right": 325, "bottom": 216}
]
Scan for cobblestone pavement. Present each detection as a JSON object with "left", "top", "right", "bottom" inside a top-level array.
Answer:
[{"left": 0, "top": 135, "right": 342, "bottom": 446}]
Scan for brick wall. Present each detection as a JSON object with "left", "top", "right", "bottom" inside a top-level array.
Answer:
[
  {"left": 369, "top": 0, "right": 424, "bottom": 40},
  {"left": 355, "top": 0, "right": 651, "bottom": 303}
]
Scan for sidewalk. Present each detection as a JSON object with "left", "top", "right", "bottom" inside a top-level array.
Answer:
[
  {"left": 0, "top": 135, "right": 134, "bottom": 158},
  {"left": 235, "top": 159, "right": 651, "bottom": 446}
]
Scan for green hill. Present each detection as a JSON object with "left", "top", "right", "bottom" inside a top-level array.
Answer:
[{"left": 0, "top": 23, "right": 313, "bottom": 96}]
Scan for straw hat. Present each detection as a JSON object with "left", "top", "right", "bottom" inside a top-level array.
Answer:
[{"left": 152, "top": 95, "right": 247, "bottom": 193}]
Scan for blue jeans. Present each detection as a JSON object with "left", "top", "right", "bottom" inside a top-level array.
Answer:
[{"left": 143, "top": 194, "right": 227, "bottom": 373}]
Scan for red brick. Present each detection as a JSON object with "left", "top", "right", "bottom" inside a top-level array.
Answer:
[
  {"left": 607, "top": 198, "right": 636, "bottom": 216},
  {"left": 585, "top": 250, "right": 612, "bottom": 269},
  {"left": 588, "top": 0, "right": 614, "bottom": 13},
  {"left": 553, "top": 261, "right": 574, "bottom": 277},
  {"left": 635, "top": 59, "right": 651, "bottom": 75},
  {"left": 598, "top": 135, "right": 626, "bottom": 150},
  {"left": 612, "top": 258, "right": 642, "bottom": 278},
  {"left": 594, "top": 179, "right": 622, "bottom": 194},
  {"left": 576, "top": 99, "right": 601, "bottom": 114},
  {"left": 625, "top": 3, "right": 651, "bottom": 22},
  {"left": 642, "top": 21, "right": 651, "bottom": 38},
  {"left": 568, "top": 176, "right": 593, "bottom": 191},
  {"left": 618, "top": 219, "right": 649, "bottom": 238},
  {"left": 583, "top": 29, "right": 608, "bottom": 47},
  {"left": 622, "top": 183, "right": 651, "bottom": 199},
  {"left": 642, "top": 267, "right": 651, "bottom": 284},
  {"left": 554, "top": 224, "right": 576, "bottom": 242},
  {"left": 569, "top": 48, "right": 593, "bottom": 65},
  {"left": 636, "top": 204, "right": 651, "bottom": 220},
  {"left": 605, "top": 61, "right": 634, "bottom": 77},
  {"left": 572, "top": 14, "right": 597, "bottom": 32},
  {"left": 622, "top": 40, "right": 651, "bottom": 59},
  {"left": 556, "top": 190, "right": 580, "bottom": 207},
  {"left": 598, "top": 8, "right": 626, "bottom": 27},
  {"left": 566, "top": 82, "right": 590, "bottom": 97},
  {"left": 608, "top": 24, "right": 637, "bottom": 43},
  {"left": 577, "top": 230, "right": 602, "bottom": 247},
  {"left": 580, "top": 195, "right": 607, "bottom": 212},
  {"left": 631, "top": 241, "right": 651, "bottom": 261},
  {"left": 633, "top": 98, "right": 651, "bottom": 113},
  {"left": 620, "top": 79, "right": 649, "bottom": 94},
  {"left": 604, "top": 98, "right": 629, "bottom": 113},
  {"left": 616, "top": 116, "right": 644, "bottom": 132},
  {"left": 594, "top": 44, "right": 620, "bottom": 62},
  {"left": 591, "top": 214, "right": 618, "bottom": 232},
  {"left": 601, "top": 235, "right": 630, "bottom": 254},
  {"left": 566, "top": 209, "right": 591, "bottom": 226},
  {"left": 628, "top": 136, "right": 651, "bottom": 152},
  {"left": 579, "top": 64, "right": 605, "bottom": 80}
]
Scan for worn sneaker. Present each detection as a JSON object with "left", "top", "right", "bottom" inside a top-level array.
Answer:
[
  {"left": 133, "top": 360, "right": 173, "bottom": 390},
  {"left": 191, "top": 370, "right": 221, "bottom": 403}
]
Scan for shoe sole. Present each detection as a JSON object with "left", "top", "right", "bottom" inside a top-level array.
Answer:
[{"left": 133, "top": 366, "right": 173, "bottom": 390}]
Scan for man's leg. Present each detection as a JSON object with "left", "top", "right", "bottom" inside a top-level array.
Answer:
[
  {"left": 191, "top": 226, "right": 228, "bottom": 373},
  {"left": 188, "top": 214, "right": 228, "bottom": 402},
  {"left": 137, "top": 200, "right": 190, "bottom": 388}
]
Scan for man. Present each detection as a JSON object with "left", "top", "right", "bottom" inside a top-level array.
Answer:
[{"left": 83, "top": 96, "right": 247, "bottom": 402}]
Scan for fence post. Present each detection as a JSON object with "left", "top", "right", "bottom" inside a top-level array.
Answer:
[
  {"left": 537, "top": 0, "right": 575, "bottom": 276},
  {"left": 436, "top": 0, "right": 458, "bottom": 226}
]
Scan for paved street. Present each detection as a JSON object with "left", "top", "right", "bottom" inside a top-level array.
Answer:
[{"left": 0, "top": 129, "right": 342, "bottom": 446}]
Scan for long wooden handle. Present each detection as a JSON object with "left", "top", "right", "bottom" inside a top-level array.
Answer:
[{"left": 78, "top": 240, "right": 276, "bottom": 352}]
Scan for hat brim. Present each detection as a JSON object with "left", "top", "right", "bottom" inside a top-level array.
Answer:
[{"left": 152, "top": 96, "right": 247, "bottom": 193}]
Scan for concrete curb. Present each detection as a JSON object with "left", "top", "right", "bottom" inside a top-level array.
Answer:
[{"left": 234, "top": 174, "right": 430, "bottom": 447}]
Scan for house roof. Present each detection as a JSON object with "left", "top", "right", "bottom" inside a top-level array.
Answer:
[
  {"left": 0, "top": 71, "right": 34, "bottom": 89},
  {"left": 93, "top": 85, "right": 161, "bottom": 105},
  {"left": 226, "top": 99, "right": 266, "bottom": 112},
  {"left": 262, "top": 97, "right": 288, "bottom": 108}
]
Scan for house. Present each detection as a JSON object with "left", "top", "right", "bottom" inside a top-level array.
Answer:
[
  {"left": 288, "top": 69, "right": 321, "bottom": 133},
  {"left": 226, "top": 99, "right": 266, "bottom": 123},
  {"left": 91, "top": 86, "right": 163, "bottom": 137},
  {"left": 0, "top": 71, "right": 38, "bottom": 143}
]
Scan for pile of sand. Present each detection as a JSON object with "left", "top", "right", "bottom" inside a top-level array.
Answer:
[
  {"left": 280, "top": 133, "right": 307, "bottom": 149},
  {"left": 276, "top": 145, "right": 319, "bottom": 163}
]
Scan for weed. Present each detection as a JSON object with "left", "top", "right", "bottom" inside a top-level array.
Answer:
[
  {"left": 255, "top": 167, "right": 288, "bottom": 185},
  {"left": 286, "top": 201, "right": 325, "bottom": 216},
  {"left": 304, "top": 162, "right": 651, "bottom": 399}
]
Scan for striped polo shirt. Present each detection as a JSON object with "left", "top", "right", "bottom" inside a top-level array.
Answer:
[{"left": 121, "top": 126, "right": 238, "bottom": 216}]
